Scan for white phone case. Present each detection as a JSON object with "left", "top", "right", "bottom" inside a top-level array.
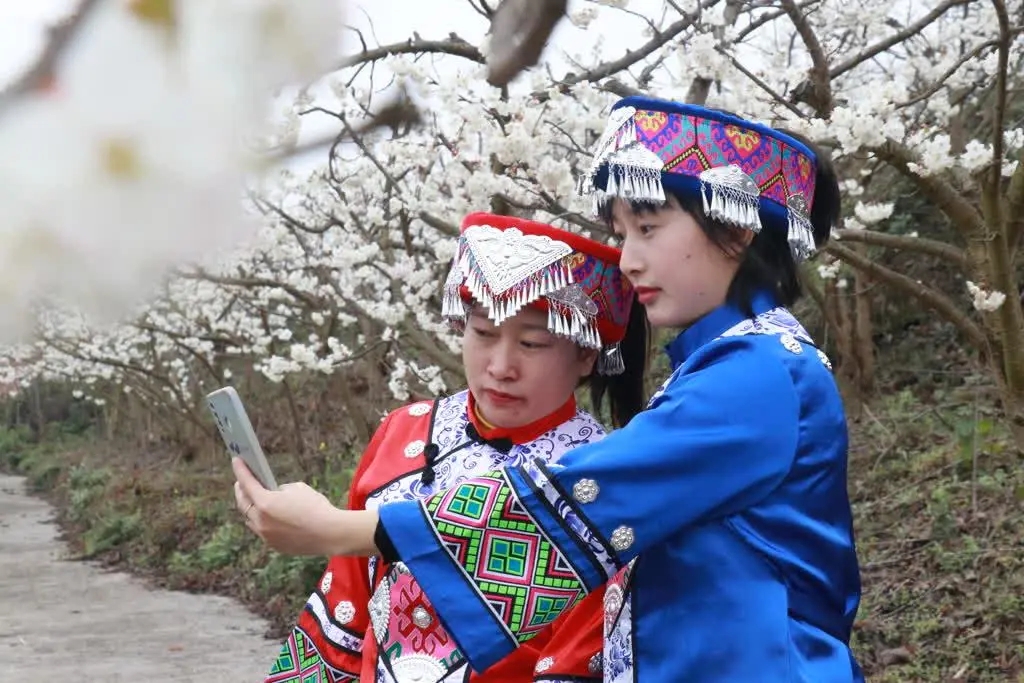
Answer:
[{"left": 206, "top": 386, "right": 279, "bottom": 490}]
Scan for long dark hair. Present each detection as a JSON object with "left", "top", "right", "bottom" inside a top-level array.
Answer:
[{"left": 585, "top": 294, "right": 649, "bottom": 427}]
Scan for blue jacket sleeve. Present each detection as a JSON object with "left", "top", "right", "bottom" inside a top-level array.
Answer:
[{"left": 377, "top": 335, "right": 801, "bottom": 672}]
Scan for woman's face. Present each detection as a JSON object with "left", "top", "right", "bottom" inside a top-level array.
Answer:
[
  {"left": 610, "top": 196, "right": 744, "bottom": 328},
  {"left": 462, "top": 305, "right": 597, "bottom": 428}
]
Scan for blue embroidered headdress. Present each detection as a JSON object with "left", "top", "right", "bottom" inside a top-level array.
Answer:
[{"left": 576, "top": 96, "right": 821, "bottom": 261}]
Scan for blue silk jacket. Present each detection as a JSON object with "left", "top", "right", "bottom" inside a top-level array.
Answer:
[{"left": 378, "top": 293, "right": 864, "bottom": 682}]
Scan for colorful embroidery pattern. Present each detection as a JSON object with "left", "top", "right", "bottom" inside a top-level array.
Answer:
[
  {"left": 265, "top": 627, "right": 357, "bottom": 683},
  {"left": 425, "top": 472, "right": 586, "bottom": 643},
  {"left": 566, "top": 253, "right": 632, "bottom": 330},
  {"left": 631, "top": 109, "right": 817, "bottom": 210}
]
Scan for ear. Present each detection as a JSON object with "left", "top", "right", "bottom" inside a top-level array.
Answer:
[
  {"left": 721, "top": 225, "right": 755, "bottom": 259},
  {"left": 577, "top": 346, "right": 599, "bottom": 377}
]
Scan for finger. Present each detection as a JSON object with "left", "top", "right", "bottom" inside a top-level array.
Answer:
[
  {"left": 232, "top": 457, "right": 267, "bottom": 503},
  {"left": 233, "top": 481, "right": 250, "bottom": 513}
]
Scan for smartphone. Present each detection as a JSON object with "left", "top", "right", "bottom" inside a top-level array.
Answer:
[{"left": 206, "top": 386, "right": 278, "bottom": 490}]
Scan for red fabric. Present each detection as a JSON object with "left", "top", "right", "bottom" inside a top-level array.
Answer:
[{"left": 467, "top": 391, "right": 577, "bottom": 445}]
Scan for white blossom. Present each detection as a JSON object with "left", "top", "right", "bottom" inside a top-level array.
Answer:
[
  {"left": 853, "top": 202, "right": 894, "bottom": 225},
  {"left": 966, "top": 281, "right": 1007, "bottom": 313},
  {"left": 818, "top": 262, "right": 842, "bottom": 280}
]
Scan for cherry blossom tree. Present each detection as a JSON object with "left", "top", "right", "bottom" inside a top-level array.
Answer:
[{"left": 2, "top": 0, "right": 1023, "bottom": 450}]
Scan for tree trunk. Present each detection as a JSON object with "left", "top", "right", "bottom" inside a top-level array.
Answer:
[{"left": 853, "top": 266, "right": 876, "bottom": 395}]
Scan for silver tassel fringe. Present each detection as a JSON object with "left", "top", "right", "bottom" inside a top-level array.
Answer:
[
  {"left": 597, "top": 342, "right": 624, "bottom": 376},
  {"left": 786, "top": 194, "right": 816, "bottom": 262},
  {"left": 698, "top": 165, "right": 763, "bottom": 233}
]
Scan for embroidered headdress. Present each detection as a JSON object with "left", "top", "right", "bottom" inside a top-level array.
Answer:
[
  {"left": 441, "top": 212, "right": 634, "bottom": 375},
  {"left": 576, "top": 96, "right": 821, "bottom": 261}
]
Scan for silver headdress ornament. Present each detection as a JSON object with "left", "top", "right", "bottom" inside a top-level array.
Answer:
[
  {"left": 786, "top": 193, "right": 816, "bottom": 261},
  {"left": 576, "top": 106, "right": 638, "bottom": 197},
  {"left": 544, "top": 283, "right": 602, "bottom": 350},
  {"left": 699, "top": 165, "right": 764, "bottom": 233},
  {"left": 445, "top": 225, "right": 574, "bottom": 328}
]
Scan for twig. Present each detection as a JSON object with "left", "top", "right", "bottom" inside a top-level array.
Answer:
[
  {"left": 717, "top": 46, "right": 806, "bottom": 119},
  {"left": 334, "top": 35, "right": 485, "bottom": 71},
  {"left": 874, "top": 141, "right": 988, "bottom": 239},
  {"left": 0, "top": 0, "right": 104, "bottom": 115},
  {"left": 832, "top": 228, "right": 968, "bottom": 268},
  {"left": 829, "top": 0, "right": 973, "bottom": 80},
  {"left": 266, "top": 96, "right": 422, "bottom": 165},
  {"left": 826, "top": 242, "right": 987, "bottom": 350}
]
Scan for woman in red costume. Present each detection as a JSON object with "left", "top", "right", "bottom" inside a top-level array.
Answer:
[{"left": 263, "top": 212, "right": 646, "bottom": 683}]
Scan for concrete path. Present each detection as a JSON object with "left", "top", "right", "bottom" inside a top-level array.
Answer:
[{"left": 0, "top": 472, "right": 279, "bottom": 682}]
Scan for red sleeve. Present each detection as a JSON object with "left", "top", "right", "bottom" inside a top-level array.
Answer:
[
  {"left": 265, "top": 410, "right": 400, "bottom": 683},
  {"left": 463, "top": 587, "right": 605, "bottom": 682},
  {"left": 532, "top": 586, "right": 606, "bottom": 682},
  {"left": 348, "top": 409, "right": 399, "bottom": 510}
]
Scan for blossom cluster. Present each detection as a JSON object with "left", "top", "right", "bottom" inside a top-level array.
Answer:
[{"left": 1, "top": 0, "right": 1018, "bottom": 412}]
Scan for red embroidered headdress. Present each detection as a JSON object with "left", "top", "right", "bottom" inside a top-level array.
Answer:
[{"left": 441, "top": 213, "right": 634, "bottom": 375}]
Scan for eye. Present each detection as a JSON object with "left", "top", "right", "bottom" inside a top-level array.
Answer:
[
  {"left": 639, "top": 223, "right": 657, "bottom": 235},
  {"left": 471, "top": 326, "right": 496, "bottom": 338}
]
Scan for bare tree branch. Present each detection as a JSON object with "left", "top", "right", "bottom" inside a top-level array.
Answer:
[
  {"left": 874, "top": 141, "right": 988, "bottom": 238},
  {"left": 895, "top": 37, "right": 1005, "bottom": 108},
  {"left": 0, "top": 0, "right": 103, "bottom": 116},
  {"left": 418, "top": 212, "right": 460, "bottom": 239},
  {"left": 182, "top": 270, "right": 323, "bottom": 310},
  {"left": 486, "top": 0, "right": 568, "bottom": 87},
  {"left": 553, "top": 3, "right": 707, "bottom": 92},
  {"left": 829, "top": 0, "right": 973, "bottom": 80},
  {"left": 833, "top": 229, "right": 968, "bottom": 268},
  {"left": 272, "top": 96, "right": 421, "bottom": 164},
  {"left": 718, "top": 46, "right": 807, "bottom": 118},
  {"left": 781, "top": 0, "right": 833, "bottom": 114},
  {"left": 989, "top": 0, "right": 1012, "bottom": 194},
  {"left": 335, "top": 35, "right": 485, "bottom": 71},
  {"left": 250, "top": 194, "right": 342, "bottom": 235},
  {"left": 827, "top": 242, "right": 987, "bottom": 349},
  {"left": 732, "top": 0, "right": 820, "bottom": 43},
  {"left": 1006, "top": 152, "right": 1024, "bottom": 253},
  {"left": 801, "top": 266, "right": 846, "bottom": 347}
]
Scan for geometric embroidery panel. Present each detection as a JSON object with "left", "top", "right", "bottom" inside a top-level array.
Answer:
[
  {"left": 264, "top": 627, "right": 356, "bottom": 683},
  {"left": 425, "top": 472, "right": 586, "bottom": 643}
]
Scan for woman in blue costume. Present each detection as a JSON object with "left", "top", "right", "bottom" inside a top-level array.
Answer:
[{"left": 233, "top": 96, "right": 864, "bottom": 682}]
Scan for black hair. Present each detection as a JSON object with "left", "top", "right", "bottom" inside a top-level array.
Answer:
[
  {"left": 599, "top": 129, "right": 841, "bottom": 317},
  {"left": 585, "top": 294, "right": 649, "bottom": 427}
]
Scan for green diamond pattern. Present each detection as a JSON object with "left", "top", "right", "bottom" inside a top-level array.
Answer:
[{"left": 425, "top": 472, "right": 586, "bottom": 644}]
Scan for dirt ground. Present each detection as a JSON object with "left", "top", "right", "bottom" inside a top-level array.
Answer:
[{"left": 0, "top": 472, "right": 278, "bottom": 682}]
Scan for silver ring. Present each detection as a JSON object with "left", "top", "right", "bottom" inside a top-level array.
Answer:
[{"left": 243, "top": 501, "right": 255, "bottom": 521}]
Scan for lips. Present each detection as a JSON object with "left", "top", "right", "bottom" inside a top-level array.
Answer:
[
  {"left": 634, "top": 286, "right": 660, "bottom": 305},
  {"left": 484, "top": 389, "right": 522, "bottom": 404}
]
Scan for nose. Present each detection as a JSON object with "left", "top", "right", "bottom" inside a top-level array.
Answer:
[
  {"left": 486, "top": 337, "right": 519, "bottom": 381},
  {"left": 618, "top": 234, "right": 643, "bottom": 280}
]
